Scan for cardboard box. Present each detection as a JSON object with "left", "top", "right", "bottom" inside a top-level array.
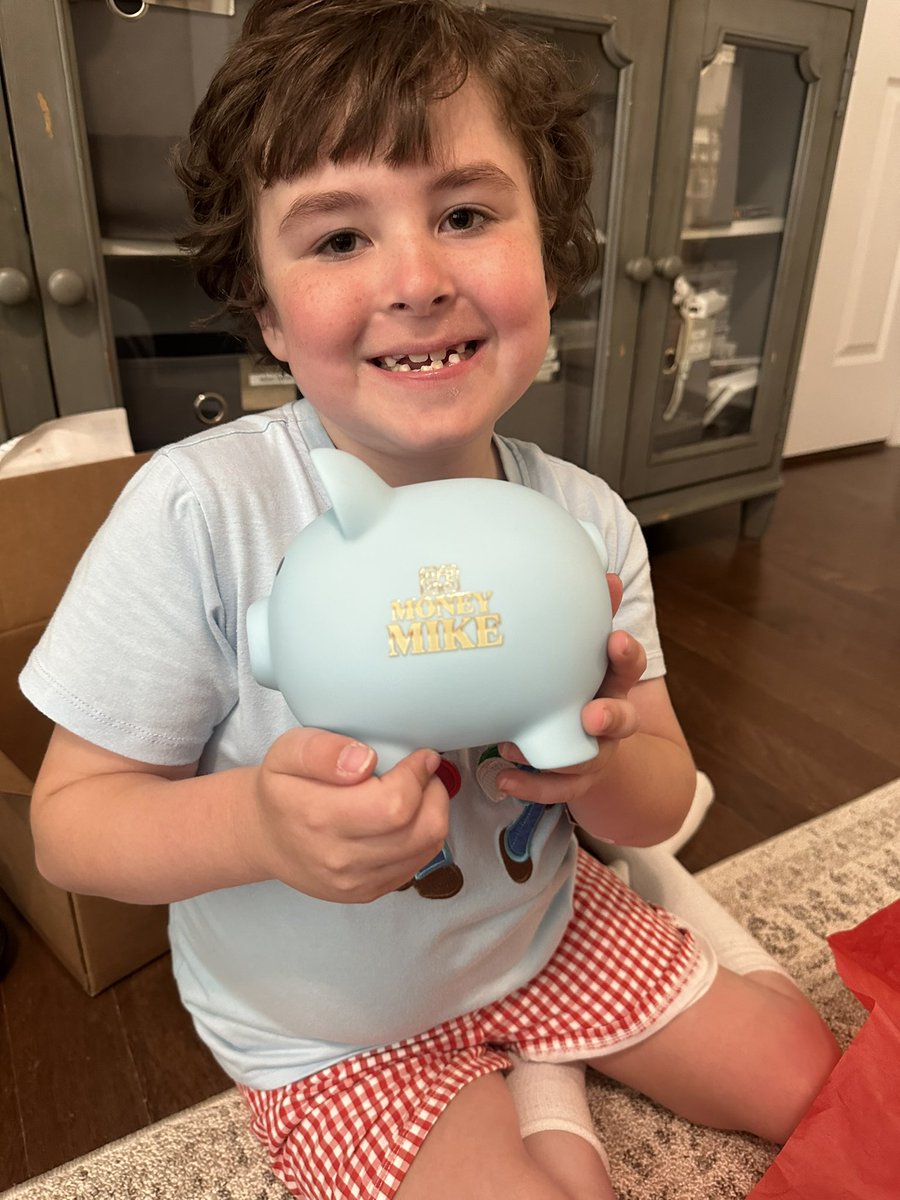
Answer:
[{"left": 0, "top": 452, "right": 170, "bottom": 994}]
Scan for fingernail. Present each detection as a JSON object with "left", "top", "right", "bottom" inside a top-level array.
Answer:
[
  {"left": 338, "top": 742, "right": 374, "bottom": 774},
  {"left": 424, "top": 750, "right": 441, "bottom": 774}
]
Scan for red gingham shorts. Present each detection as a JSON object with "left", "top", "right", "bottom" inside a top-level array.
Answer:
[{"left": 239, "top": 849, "right": 705, "bottom": 1200}]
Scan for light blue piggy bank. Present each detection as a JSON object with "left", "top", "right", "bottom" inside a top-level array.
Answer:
[{"left": 247, "top": 448, "right": 612, "bottom": 772}]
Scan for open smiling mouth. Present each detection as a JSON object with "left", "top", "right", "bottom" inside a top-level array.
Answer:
[{"left": 371, "top": 340, "right": 480, "bottom": 374}]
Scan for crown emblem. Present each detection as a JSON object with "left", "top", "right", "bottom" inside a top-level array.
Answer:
[{"left": 418, "top": 564, "right": 461, "bottom": 597}]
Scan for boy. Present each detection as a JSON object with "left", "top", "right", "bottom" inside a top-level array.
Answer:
[{"left": 22, "top": 2, "right": 839, "bottom": 1197}]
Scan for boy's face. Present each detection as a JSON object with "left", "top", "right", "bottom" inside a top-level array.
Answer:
[{"left": 255, "top": 80, "right": 555, "bottom": 484}]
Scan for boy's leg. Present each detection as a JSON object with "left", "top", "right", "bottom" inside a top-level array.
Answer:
[
  {"left": 396, "top": 1071, "right": 615, "bottom": 1200},
  {"left": 588, "top": 965, "right": 840, "bottom": 1145}
]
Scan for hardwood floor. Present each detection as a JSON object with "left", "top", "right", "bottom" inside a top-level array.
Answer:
[{"left": 1, "top": 445, "right": 898, "bottom": 1190}]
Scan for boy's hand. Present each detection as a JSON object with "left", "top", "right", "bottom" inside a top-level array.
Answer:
[
  {"left": 248, "top": 731, "right": 449, "bottom": 903},
  {"left": 494, "top": 573, "right": 646, "bottom": 806}
]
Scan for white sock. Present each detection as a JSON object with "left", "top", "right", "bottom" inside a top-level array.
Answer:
[
  {"left": 612, "top": 843, "right": 790, "bottom": 978},
  {"left": 504, "top": 1054, "right": 610, "bottom": 1169},
  {"left": 653, "top": 769, "right": 715, "bottom": 854}
]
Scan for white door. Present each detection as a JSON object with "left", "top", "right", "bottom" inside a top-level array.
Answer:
[{"left": 783, "top": 0, "right": 900, "bottom": 457}]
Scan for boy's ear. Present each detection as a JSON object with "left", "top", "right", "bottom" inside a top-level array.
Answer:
[
  {"left": 546, "top": 278, "right": 558, "bottom": 310},
  {"left": 256, "top": 302, "right": 289, "bottom": 364}
]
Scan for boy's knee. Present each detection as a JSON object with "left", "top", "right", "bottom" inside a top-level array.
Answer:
[{"left": 759, "top": 1001, "right": 840, "bottom": 1144}]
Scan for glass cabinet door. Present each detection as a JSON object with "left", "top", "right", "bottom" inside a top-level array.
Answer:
[
  {"left": 621, "top": 0, "right": 851, "bottom": 500},
  {"left": 68, "top": 0, "right": 264, "bottom": 450},
  {"left": 495, "top": 0, "right": 669, "bottom": 477}
]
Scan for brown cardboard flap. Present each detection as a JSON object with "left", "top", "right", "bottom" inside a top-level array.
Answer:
[
  {"left": 70, "top": 893, "right": 169, "bottom": 994},
  {"left": 0, "top": 453, "right": 168, "bottom": 995},
  {"left": 0, "top": 748, "right": 32, "bottom": 795},
  {"left": 0, "top": 454, "right": 149, "bottom": 632},
  {"left": 1, "top": 624, "right": 55, "bottom": 779},
  {"left": 0, "top": 788, "right": 87, "bottom": 981}
]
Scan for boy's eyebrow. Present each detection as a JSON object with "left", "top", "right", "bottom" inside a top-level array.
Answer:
[
  {"left": 278, "top": 190, "right": 368, "bottom": 237},
  {"left": 277, "top": 162, "right": 518, "bottom": 238},
  {"left": 430, "top": 162, "right": 519, "bottom": 195}
]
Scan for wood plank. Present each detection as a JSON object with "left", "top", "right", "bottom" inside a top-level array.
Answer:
[
  {"left": 661, "top": 637, "right": 898, "bottom": 814},
  {"left": 115, "top": 953, "right": 231, "bottom": 1123},
  {"left": 0, "top": 894, "right": 151, "bottom": 1181},
  {"left": 0, "top": 901, "right": 28, "bottom": 1190},
  {"left": 654, "top": 573, "right": 900, "bottom": 767}
]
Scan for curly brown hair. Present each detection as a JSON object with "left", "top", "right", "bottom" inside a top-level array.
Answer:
[{"left": 173, "top": 0, "right": 598, "bottom": 363}]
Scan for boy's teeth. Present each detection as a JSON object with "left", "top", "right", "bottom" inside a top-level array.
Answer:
[{"left": 375, "top": 341, "right": 477, "bottom": 372}]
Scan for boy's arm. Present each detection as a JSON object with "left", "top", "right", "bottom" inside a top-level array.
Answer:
[
  {"left": 30, "top": 725, "right": 448, "bottom": 905},
  {"left": 571, "top": 669, "right": 696, "bottom": 845}
]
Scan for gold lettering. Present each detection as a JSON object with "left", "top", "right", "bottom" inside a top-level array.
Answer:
[
  {"left": 420, "top": 597, "right": 441, "bottom": 624},
  {"left": 423, "top": 619, "right": 443, "bottom": 652},
  {"left": 441, "top": 617, "right": 477, "bottom": 651},
  {"left": 387, "top": 621, "right": 425, "bottom": 657},
  {"left": 475, "top": 613, "right": 504, "bottom": 647},
  {"left": 472, "top": 590, "right": 494, "bottom": 614},
  {"left": 390, "top": 599, "right": 415, "bottom": 621}
]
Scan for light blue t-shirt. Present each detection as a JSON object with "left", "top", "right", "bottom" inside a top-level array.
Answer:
[{"left": 20, "top": 400, "right": 664, "bottom": 1088}]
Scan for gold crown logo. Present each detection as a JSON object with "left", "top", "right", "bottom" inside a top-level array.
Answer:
[{"left": 419, "top": 564, "right": 461, "bottom": 596}]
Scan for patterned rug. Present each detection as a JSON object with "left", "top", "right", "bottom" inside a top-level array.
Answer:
[{"left": 4, "top": 778, "right": 898, "bottom": 1200}]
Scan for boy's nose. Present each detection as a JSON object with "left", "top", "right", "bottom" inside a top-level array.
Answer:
[{"left": 384, "top": 240, "right": 455, "bottom": 315}]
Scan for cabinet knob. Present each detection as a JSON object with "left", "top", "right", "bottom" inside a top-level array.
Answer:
[
  {"left": 624, "top": 257, "right": 654, "bottom": 283},
  {"left": 654, "top": 256, "right": 684, "bottom": 280},
  {"left": 47, "top": 268, "right": 87, "bottom": 306},
  {"left": 0, "top": 267, "right": 31, "bottom": 306},
  {"left": 193, "top": 392, "right": 228, "bottom": 427}
]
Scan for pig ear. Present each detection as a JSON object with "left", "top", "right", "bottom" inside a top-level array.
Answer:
[{"left": 311, "top": 448, "right": 393, "bottom": 538}]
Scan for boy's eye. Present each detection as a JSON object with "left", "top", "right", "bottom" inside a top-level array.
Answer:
[
  {"left": 317, "top": 231, "right": 364, "bottom": 256},
  {"left": 442, "top": 207, "right": 487, "bottom": 233}
]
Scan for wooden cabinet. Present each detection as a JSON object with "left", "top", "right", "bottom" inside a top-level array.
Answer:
[
  {"left": 496, "top": 0, "right": 865, "bottom": 532},
  {"left": 0, "top": 0, "right": 866, "bottom": 531}
]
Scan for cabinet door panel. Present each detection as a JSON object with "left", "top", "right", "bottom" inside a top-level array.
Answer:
[
  {"left": 491, "top": 1, "right": 669, "bottom": 478},
  {"left": 0, "top": 91, "right": 56, "bottom": 438},
  {"left": 622, "top": 0, "right": 851, "bottom": 499},
  {"left": 0, "top": 1, "right": 119, "bottom": 420}
]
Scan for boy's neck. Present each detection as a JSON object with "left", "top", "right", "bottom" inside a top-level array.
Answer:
[{"left": 319, "top": 422, "right": 505, "bottom": 487}]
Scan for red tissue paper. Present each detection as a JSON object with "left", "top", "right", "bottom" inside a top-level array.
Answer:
[{"left": 747, "top": 898, "right": 900, "bottom": 1199}]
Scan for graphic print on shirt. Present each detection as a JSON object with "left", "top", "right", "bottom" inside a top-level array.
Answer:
[
  {"left": 398, "top": 757, "right": 464, "bottom": 898},
  {"left": 477, "top": 745, "right": 557, "bottom": 884}
]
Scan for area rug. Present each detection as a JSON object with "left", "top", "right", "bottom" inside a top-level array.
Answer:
[{"left": 4, "top": 778, "right": 898, "bottom": 1200}]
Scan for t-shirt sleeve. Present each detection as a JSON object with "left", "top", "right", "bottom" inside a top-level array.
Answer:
[
  {"left": 607, "top": 499, "right": 666, "bottom": 681},
  {"left": 19, "top": 453, "right": 238, "bottom": 766}
]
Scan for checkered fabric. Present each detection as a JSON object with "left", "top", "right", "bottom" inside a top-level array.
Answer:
[{"left": 240, "top": 849, "right": 700, "bottom": 1199}]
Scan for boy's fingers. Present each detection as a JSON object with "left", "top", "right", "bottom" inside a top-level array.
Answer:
[
  {"left": 600, "top": 630, "right": 647, "bottom": 697},
  {"left": 582, "top": 698, "right": 640, "bottom": 741},
  {"left": 270, "top": 727, "right": 377, "bottom": 783},
  {"left": 606, "top": 572, "right": 624, "bottom": 617},
  {"left": 341, "top": 749, "right": 446, "bottom": 841},
  {"left": 387, "top": 748, "right": 443, "bottom": 795}
]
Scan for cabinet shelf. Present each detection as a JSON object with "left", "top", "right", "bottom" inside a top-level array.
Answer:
[
  {"left": 101, "top": 238, "right": 184, "bottom": 258},
  {"left": 681, "top": 216, "right": 785, "bottom": 241}
]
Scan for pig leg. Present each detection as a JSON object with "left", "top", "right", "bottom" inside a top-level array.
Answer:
[{"left": 514, "top": 709, "right": 598, "bottom": 772}]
